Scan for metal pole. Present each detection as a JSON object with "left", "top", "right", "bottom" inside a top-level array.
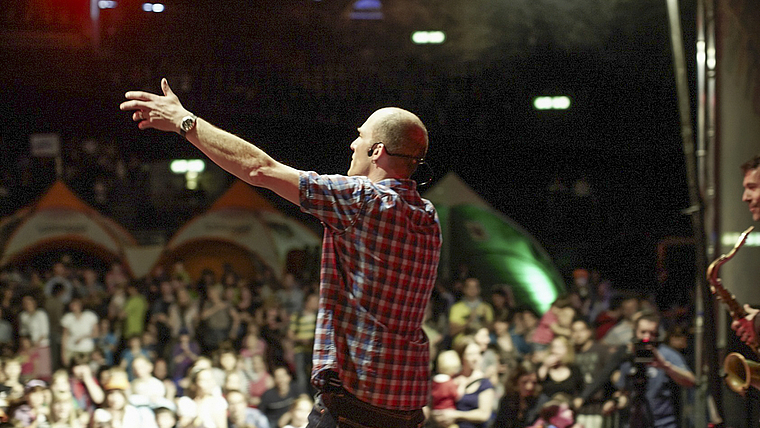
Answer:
[{"left": 665, "top": 1, "right": 709, "bottom": 427}]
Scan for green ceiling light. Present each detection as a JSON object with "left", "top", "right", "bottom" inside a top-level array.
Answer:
[
  {"left": 170, "top": 159, "right": 205, "bottom": 174},
  {"left": 533, "top": 95, "right": 571, "bottom": 110}
]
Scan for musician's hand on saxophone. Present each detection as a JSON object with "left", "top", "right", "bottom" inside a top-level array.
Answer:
[{"left": 731, "top": 304, "right": 760, "bottom": 346}]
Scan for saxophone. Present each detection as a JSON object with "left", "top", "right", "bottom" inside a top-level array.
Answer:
[{"left": 707, "top": 226, "right": 760, "bottom": 395}]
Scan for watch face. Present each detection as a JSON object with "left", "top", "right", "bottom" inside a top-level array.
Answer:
[{"left": 182, "top": 118, "right": 193, "bottom": 131}]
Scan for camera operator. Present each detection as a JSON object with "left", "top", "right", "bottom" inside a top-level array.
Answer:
[{"left": 609, "top": 311, "right": 695, "bottom": 428}]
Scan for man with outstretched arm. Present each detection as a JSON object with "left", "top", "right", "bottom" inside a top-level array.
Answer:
[{"left": 121, "top": 79, "right": 442, "bottom": 428}]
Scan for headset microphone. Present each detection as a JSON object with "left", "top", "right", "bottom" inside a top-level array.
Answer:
[{"left": 367, "top": 142, "right": 380, "bottom": 157}]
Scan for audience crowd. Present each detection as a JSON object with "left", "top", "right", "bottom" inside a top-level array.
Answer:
[{"left": 0, "top": 259, "right": 693, "bottom": 428}]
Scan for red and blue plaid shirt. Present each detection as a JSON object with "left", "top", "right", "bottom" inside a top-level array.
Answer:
[{"left": 299, "top": 171, "right": 442, "bottom": 410}]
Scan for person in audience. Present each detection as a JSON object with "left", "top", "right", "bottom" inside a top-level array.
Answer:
[
  {"left": 149, "top": 280, "right": 175, "bottom": 360},
  {"left": 171, "top": 329, "right": 200, "bottom": 384},
  {"left": 431, "top": 350, "right": 461, "bottom": 428},
  {"left": 199, "top": 285, "right": 235, "bottom": 354},
  {"left": 168, "top": 286, "right": 200, "bottom": 340},
  {"left": 212, "top": 346, "right": 245, "bottom": 391},
  {"left": 121, "top": 283, "right": 148, "bottom": 341},
  {"left": 279, "top": 394, "right": 313, "bottom": 428},
  {"left": 49, "top": 391, "right": 83, "bottom": 428},
  {"left": 44, "top": 262, "right": 73, "bottom": 306},
  {"left": 10, "top": 379, "right": 50, "bottom": 428},
  {"left": 94, "top": 318, "right": 119, "bottom": 367},
  {"left": 287, "top": 293, "right": 317, "bottom": 395},
  {"left": 493, "top": 361, "right": 540, "bottom": 428},
  {"left": 227, "top": 389, "right": 269, "bottom": 428},
  {"left": 601, "top": 293, "right": 640, "bottom": 348},
  {"left": 570, "top": 318, "right": 610, "bottom": 428},
  {"left": 153, "top": 402, "right": 178, "bottom": 428},
  {"left": 2, "top": 357, "right": 25, "bottom": 402},
  {"left": 529, "top": 398, "right": 575, "bottom": 428},
  {"left": 152, "top": 358, "right": 177, "bottom": 401},
  {"left": 529, "top": 297, "right": 575, "bottom": 354},
  {"left": 131, "top": 356, "right": 166, "bottom": 404},
  {"left": 68, "top": 354, "right": 105, "bottom": 412},
  {"left": 448, "top": 278, "right": 494, "bottom": 341},
  {"left": 60, "top": 297, "right": 98, "bottom": 368},
  {"left": 432, "top": 336, "right": 495, "bottom": 428},
  {"left": 19, "top": 295, "right": 51, "bottom": 381},
  {"left": 17, "top": 335, "right": 41, "bottom": 381},
  {"left": 244, "top": 354, "right": 274, "bottom": 408},
  {"left": 258, "top": 365, "right": 301, "bottom": 428},
  {"left": 189, "top": 366, "right": 228, "bottom": 428},
  {"left": 44, "top": 284, "right": 66, "bottom": 374},
  {"left": 537, "top": 336, "right": 583, "bottom": 403},
  {"left": 100, "top": 369, "right": 143, "bottom": 428},
  {"left": 276, "top": 273, "right": 304, "bottom": 317},
  {"left": 120, "top": 336, "right": 151, "bottom": 381}
]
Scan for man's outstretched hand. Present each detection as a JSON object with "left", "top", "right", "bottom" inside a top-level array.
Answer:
[{"left": 120, "top": 78, "right": 190, "bottom": 134}]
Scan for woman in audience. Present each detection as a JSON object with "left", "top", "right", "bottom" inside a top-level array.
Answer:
[
  {"left": 49, "top": 391, "right": 84, "bottom": 428},
  {"left": 244, "top": 353, "right": 274, "bottom": 408},
  {"left": 537, "top": 336, "right": 583, "bottom": 403},
  {"left": 493, "top": 361, "right": 540, "bottom": 428},
  {"left": 280, "top": 394, "right": 313, "bottom": 428},
  {"left": 189, "top": 366, "right": 228, "bottom": 428},
  {"left": 432, "top": 336, "right": 495, "bottom": 428}
]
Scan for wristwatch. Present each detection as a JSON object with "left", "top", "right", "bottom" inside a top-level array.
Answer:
[{"left": 179, "top": 114, "right": 197, "bottom": 137}]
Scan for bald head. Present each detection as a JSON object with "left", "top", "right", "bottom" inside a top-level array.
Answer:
[
  {"left": 372, "top": 108, "right": 427, "bottom": 156},
  {"left": 349, "top": 107, "right": 429, "bottom": 180}
]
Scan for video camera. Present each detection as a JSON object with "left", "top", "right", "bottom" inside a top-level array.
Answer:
[{"left": 632, "top": 337, "right": 659, "bottom": 366}]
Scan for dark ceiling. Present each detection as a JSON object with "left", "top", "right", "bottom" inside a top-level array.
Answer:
[{"left": 0, "top": 0, "right": 698, "bottom": 292}]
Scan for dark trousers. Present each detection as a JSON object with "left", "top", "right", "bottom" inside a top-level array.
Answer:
[{"left": 307, "top": 388, "right": 424, "bottom": 428}]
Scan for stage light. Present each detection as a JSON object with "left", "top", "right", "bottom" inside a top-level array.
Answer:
[
  {"left": 171, "top": 159, "right": 206, "bottom": 174},
  {"left": 533, "top": 96, "right": 571, "bottom": 110},
  {"left": 350, "top": 0, "right": 382, "bottom": 20},
  {"left": 98, "top": 1, "right": 118, "bottom": 9},
  {"left": 142, "top": 2, "right": 165, "bottom": 12},
  {"left": 412, "top": 31, "right": 446, "bottom": 45}
]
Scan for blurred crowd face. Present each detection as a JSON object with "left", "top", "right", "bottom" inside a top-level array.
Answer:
[
  {"left": 290, "top": 398, "right": 313, "bottom": 427},
  {"left": 474, "top": 327, "right": 491, "bottom": 351},
  {"left": 226, "top": 390, "right": 248, "bottom": 421},
  {"left": 635, "top": 319, "right": 658, "bottom": 342},
  {"left": 518, "top": 373, "right": 538, "bottom": 398},
  {"left": 27, "top": 388, "right": 45, "bottom": 409},
  {"left": 22, "top": 296, "right": 36, "bottom": 313},
  {"left": 462, "top": 279, "right": 481, "bottom": 300},
  {"left": 273, "top": 367, "right": 292, "bottom": 391},
  {"left": 51, "top": 395, "right": 74, "bottom": 422},
  {"left": 570, "top": 320, "right": 592, "bottom": 347},
  {"left": 106, "top": 390, "right": 126, "bottom": 410},
  {"left": 549, "top": 337, "right": 569, "bottom": 361},
  {"left": 194, "top": 369, "right": 216, "bottom": 396},
  {"left": 462, "top": 342, "right": 482, "bottom": 373},
  {"left": 622, "top": 298, "right": 640, "bottom": 321}
]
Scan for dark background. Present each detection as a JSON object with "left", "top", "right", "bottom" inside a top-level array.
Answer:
[{"left": 0, "top": 0, "right": 697, "bottom": 303}]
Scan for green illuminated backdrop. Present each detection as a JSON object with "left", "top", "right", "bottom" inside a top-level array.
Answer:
[{"left": 425, "top": 173, "right": 564, "bottom": 314}]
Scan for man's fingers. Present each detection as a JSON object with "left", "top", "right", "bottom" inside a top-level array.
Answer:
[
  {"left": 124, "top": 91, "right": 159, "bottom": 102},
  {"left": 120, "top": 100, "right": 152, "bottom": 111},
  {"left": 138, "top": 119, "right": 155, "bottom": 131},
  {"left": 161, "top": 78, "right": 174, "bottom": 97}
]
